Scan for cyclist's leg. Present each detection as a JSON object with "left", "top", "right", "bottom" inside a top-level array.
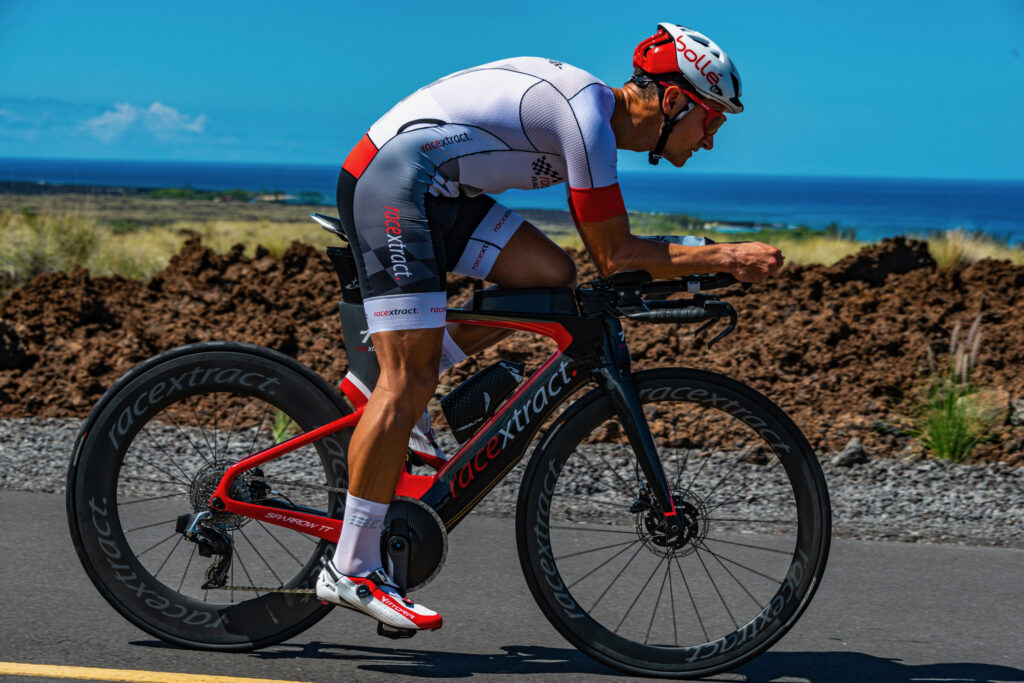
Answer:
[
  {"left": 447, "top": 217, "right": 577, "bottom": 355},
  {"left": 322, "top": 134, "right": 445, "bottom": 629},
  {"left": 346, "top": 327, "right": 442, "bottom": 503}
]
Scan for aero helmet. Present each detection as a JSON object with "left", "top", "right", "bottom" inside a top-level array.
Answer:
[{"left": 633, "top": 23, "right": 743, "bottom": 114}]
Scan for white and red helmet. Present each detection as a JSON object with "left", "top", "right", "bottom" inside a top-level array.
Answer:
[{"left": 633, "top": 23, "right": 744, "bottom": 114}]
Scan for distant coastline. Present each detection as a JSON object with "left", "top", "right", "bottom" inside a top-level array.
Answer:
[
  {"left": 0, "top": 180, "right": 804, "bottom": 237},
  {"left": 3, "top": 157, "right": 1024, "bottom": 243}
]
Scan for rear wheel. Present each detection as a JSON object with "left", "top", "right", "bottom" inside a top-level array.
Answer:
[
  {"left": 516, "top": 368, "right": 830, "bottom": 678},
  {"left": 66, "top": 343, "right": 351, "bottom": 650}
]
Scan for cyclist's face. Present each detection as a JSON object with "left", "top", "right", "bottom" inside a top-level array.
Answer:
[{"left": 660, "top": 87, "right": 723, "bottom": 168}]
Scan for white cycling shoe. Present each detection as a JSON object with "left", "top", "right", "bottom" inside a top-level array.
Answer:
[{"left": 316, "top": 563, "right": 442, "bottom": 631}]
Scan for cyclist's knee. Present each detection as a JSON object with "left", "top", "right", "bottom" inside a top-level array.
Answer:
[
  {"left": 372, "top": 327, "right": 442, "bottom": 408},
  {"left": 552, "top": 250, "right": 578, "bottom": 288},
  {"left": 532, "top": 248, "right": 577, "bottom": 288}
]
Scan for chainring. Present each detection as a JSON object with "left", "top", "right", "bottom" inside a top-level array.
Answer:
[{"left": 379, "top": 496, "right": 448, "bottom": 592}]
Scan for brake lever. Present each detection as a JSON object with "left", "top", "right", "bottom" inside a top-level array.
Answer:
[{"left": 691, "top": 301, "right": 738, "bottom": 349}]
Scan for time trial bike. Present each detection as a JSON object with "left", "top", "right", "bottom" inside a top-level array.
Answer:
[{"left": 66, "top": 214, "right": 830, "bottom": 679}]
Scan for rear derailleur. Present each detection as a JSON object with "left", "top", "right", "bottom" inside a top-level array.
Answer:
[{"left": 176, "top": 511, "right": 233, "bottom": 589}]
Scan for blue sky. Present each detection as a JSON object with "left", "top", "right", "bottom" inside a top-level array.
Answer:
[{"left": 2, "top": 0, "right": 1022, "bottom": 180}]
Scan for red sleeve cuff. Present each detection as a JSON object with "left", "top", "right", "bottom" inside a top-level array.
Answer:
[{"left": 569, "top": 184, "right": 626, "bottom": 223}]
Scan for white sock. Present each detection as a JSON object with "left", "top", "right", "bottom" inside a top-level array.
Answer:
[{"left": 331, "top": 493, "right": 389, "bottom": 577}]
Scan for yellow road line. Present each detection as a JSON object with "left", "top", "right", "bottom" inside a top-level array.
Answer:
[{"left": 0, "top": 662, "right": 314, "bottom": 683}]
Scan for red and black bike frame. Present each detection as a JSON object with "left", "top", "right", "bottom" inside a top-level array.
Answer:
[{"left": 207, "top": 305, "right": 684, "bottom": 541}]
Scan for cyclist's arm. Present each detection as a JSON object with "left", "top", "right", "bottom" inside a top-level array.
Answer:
[{"left": 575, "top": 212, "right": 784, "bottom": 283}]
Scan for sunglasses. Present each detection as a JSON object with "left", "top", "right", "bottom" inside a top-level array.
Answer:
[{"left": 670, "top": 89, "right": 727, "bottom": 137}]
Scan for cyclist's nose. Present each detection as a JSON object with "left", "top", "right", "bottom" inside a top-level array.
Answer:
[{"left": 700, "top": 135, "right": 715, "bottom": 151}]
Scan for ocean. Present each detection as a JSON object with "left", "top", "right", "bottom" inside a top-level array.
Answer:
[{"left": 3, "top": 157, "right": 1023, "bottom": 244}]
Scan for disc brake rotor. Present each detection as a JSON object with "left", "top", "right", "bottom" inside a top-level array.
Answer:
[{"left": 633, "top": 489, "right": 709, "bottom": 558}]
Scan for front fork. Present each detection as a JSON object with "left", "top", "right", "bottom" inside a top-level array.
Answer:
[{"left": 596, "top": 319, "right": 681, "bottom": 533}]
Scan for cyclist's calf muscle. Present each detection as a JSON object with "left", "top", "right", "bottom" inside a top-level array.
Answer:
[{"left": 346, "top": 327, "right": 443, "bottom": 504}]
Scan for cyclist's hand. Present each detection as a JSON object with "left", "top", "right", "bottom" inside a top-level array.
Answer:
[{"left": 720, "top": 242, "right": 785, "bottom": 282}]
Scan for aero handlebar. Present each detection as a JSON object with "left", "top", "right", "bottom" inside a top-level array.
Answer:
[{"left": 579, "top": 271, "right": 742, "bottom": 348}]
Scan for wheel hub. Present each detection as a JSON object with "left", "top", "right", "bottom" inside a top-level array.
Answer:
[{"left": 633, "top": 489, "right": 708, "bottom": 557}]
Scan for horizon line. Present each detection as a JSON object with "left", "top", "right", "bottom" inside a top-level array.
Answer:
[{"left": 2, "top": 156, "right": 1023, "bottom": 186}]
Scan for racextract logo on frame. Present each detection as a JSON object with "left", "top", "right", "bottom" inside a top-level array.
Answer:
[{"left": 448, "top": 360, "right": 574, "bottom": 498}]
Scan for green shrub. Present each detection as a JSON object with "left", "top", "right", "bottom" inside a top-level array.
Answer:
[{"left": 917, "top": 316, "right": 1002, "bottom": 462}]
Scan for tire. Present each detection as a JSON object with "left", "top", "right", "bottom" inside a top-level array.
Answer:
[
  {"left": 516, "top": 368, "right": 830, "bottom": 678},
  {"left": 66, "top": 342, "right": 352, "bottom": 651}
]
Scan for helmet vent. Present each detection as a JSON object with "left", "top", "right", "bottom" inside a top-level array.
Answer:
[
  {"left": 711, "top": 50, "right": 721, "bottom": 58},
  {"left": 690, "top": 35, "right": 710, "bottom": 47}
]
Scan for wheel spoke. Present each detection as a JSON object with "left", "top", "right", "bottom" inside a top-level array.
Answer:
[
  {"left": 161, "top": 405, "right": 215, "bottom": 468},
  {"left": 256, "top": 521, "right": 309, "bottom": 566},
  {"left": 697, "top": 544, "right": 783, "bottom": 584},
  {"left": 702, "top": 536, "right": 793, "bottom": 556},
  {"left": 702, "top": 453, "right": 747, "bottom": 502},
  {"left": 233, "top": 536, "right": 260, "bottom": 597},
  {"left": 550, "top": 524, "right": 635, "bottom": 535},
  {"left": 614, "top": 553, "right": 668, "bottom": 634},
  {"left": 708, "top": 517, "right": 794, "bottom": 525},
  {"left": 134, "top": 428, "right": 194, "bottom": 486},
  {"left": 554, "top": 538, "right": 637, "bottom": 562},
  {"left": 221, "top": 396, "right": 245, "bottom": 460},
  {"left": 551, "top": 493, "right": 631, "bottom": 510},
  {"left": 588, "top": 542, "right": 646, "bottom": 613},
  {"left": 239, "top": 527, "right": 285, "bottom": 585},
  {"left": 683, "top": 449, "right": 716, "bottom": 493},
  {"left": 674, "top": 555, "right": 709, "bottom": 642},
  {"left": 643, "top": 556, "right": 671, "bottom": 644},
  {"left": 668, "top": 558, "right": 678, "bottom": 646},
  {"left": 565, "top": 539, "right": 641, "bottom": 590},
  {"left": 136, "top": 531, "right": 180, "bottom": 558},
  {"left": 672, "top": 410, "right": 713, "bottom": 490},
  {"left": 119, "top": 492, "right": 185, "bottom": 507},
  {"left": 119, "top": 475, "right": 189, "bottom": 489},
  {"left": 153, "top": 533, "right": 185, "bottom": 579},
  {"left": 211, "top": 392, "right": 220, "bottom": 460},
  {"left": 124, "top": 518, "right": 179, "bottom": 534},
  {"left": 705, "top": 546, "right": 764, "bottom": 608},
  {"left": 190, "top": 397, "right": 220, "bottom": 466},
  {"left": 245, "top": 406, "right": 273, "bottom": 460},
  {"left": 586, "top": 445, "right": 640, "bottom": 501},
  {"left": 695, "top": 548, "right": 738, "bottom": 630},
  {"left": 178, "top": 543, "right": 198, "bottom": 593}
]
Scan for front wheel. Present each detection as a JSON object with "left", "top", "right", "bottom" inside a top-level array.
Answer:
[
  {"left": 516, "top": 368, "right": 830, "bottom": 678},
  {"left": 66, "top": 343, "right": 351, "bottom": 651}
]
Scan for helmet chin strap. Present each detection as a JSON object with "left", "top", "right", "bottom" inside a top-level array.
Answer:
[
  {"left": 647, "top": 82, "right": 691, "bottom": 165},
  {"left": 648, "top": 114, "right": 676, "bottom": 166}
]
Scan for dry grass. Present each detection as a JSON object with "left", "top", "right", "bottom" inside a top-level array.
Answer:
[
  {"left": 926, "top": 228, "right": 1024, "bottom": 268},
  {"left": 0, "top": 210, "right": 342, "bottom": 294},
  {"left": 2, "top": 206, "right": 1022, "bottom": 294}
]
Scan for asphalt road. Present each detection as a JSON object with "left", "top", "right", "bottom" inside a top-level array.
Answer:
[{"left": 1, "top": 489, "right": 1022, "bottom": 683}]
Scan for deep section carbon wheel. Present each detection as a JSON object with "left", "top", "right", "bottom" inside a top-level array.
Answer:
[
  {"left": 67, "top": 343, "right": 351, "bottom": 650},
  {"left": 516, "top": 368, "right": 830, "bottom": 678}
]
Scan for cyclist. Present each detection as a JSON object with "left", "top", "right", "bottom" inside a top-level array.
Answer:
[{"left": 317, "top": 22, "right": 784, "bottom": 631}]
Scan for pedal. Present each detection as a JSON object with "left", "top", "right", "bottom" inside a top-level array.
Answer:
[{"left": 376, "top": 622, "right": 417, "bottom": 640}]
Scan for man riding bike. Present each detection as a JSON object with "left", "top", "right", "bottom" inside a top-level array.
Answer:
[{"left": 318, "top": 22, "right": 784, "bottom": 631}]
